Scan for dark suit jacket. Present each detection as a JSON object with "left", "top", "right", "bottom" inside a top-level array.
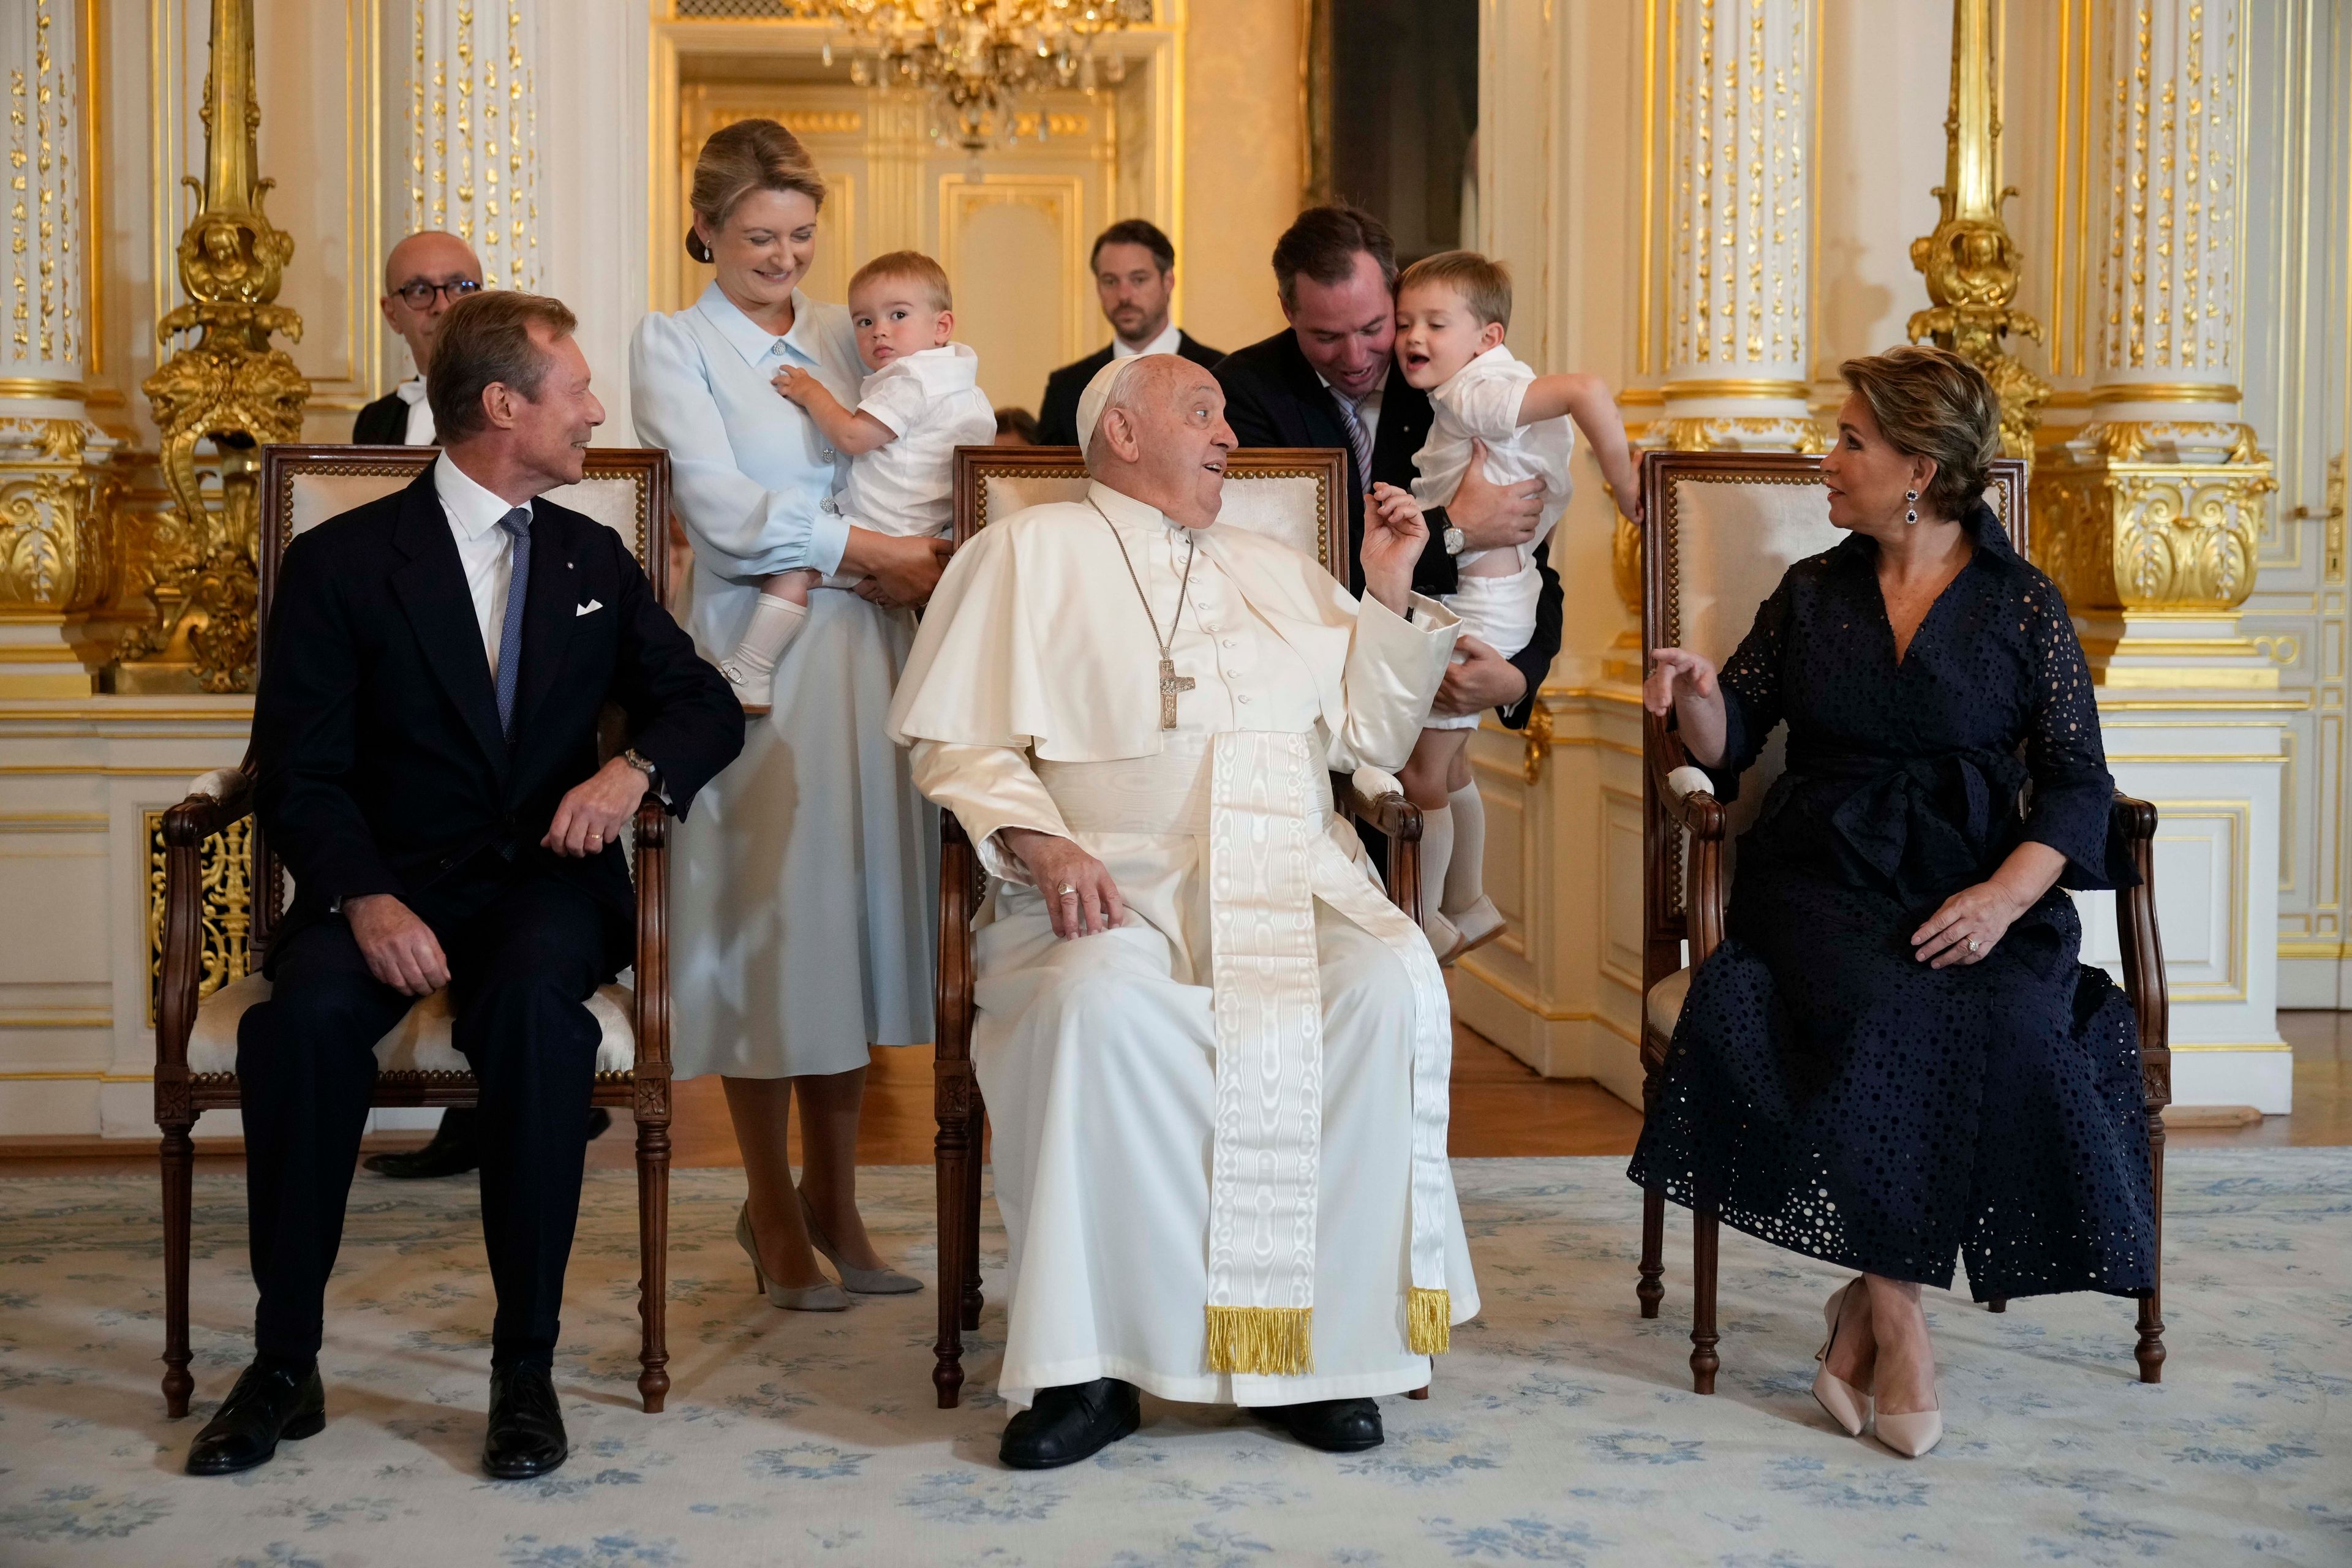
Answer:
[
  {"left": 352, "top": 389, "right": 413, "bottom": 445},
  {"left": 1035, "top": 331, "right": 1225, "bottom": 446},
  {"left": 252, "top": 469, "right": 745, "bottom": 971},
  {"left": 1215, "top": 328, "right": 1562, "bottom": 730}
]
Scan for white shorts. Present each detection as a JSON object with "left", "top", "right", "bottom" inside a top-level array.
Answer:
[{"left": 1425, "top": 562, "right": 1538, "bottom": 731}]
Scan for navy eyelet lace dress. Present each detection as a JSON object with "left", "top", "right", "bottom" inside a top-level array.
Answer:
[{"left": 1627, "top": 503, "right": 2156, "bottom": 1301}]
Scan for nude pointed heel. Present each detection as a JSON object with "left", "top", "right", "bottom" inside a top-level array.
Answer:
[
  {"left": 798, "top": 1188, "right": 923, "bottom": 1295},
  {"left": 1874, "top": 1400, "right": 1943, "bottom": 1458},
  {"left": 1811, "top": 1280, "right": 1872, "bottom": 1438},
  {"left": 735, "top": 1202, "right": 848, "bottom": 1312}
]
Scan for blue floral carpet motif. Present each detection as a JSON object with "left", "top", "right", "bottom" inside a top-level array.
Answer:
[{"left": 1, "top": 1151, "right": 2346, "bottom": 1566}]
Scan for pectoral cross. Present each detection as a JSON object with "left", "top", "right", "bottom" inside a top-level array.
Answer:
[{"left": 1158, "top": 658, "right": 1195, "bottom": 729}]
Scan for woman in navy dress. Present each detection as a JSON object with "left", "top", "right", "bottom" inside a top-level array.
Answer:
[{"left": 1629, "top": 347, "right": 2154, "bottom": 1458}]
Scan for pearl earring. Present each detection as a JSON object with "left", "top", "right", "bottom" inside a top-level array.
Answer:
[{"left": 1904, "top": 489, "right": 1920, "bottom": 526}]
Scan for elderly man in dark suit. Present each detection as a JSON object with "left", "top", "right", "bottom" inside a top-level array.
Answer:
[
  {"left": 184, "top": 291, "right": 744, "bottom": 1483},
  {"left": 1035, "top": 219, "right": 1223, "bottom": 445},
  {"left": 351, "top": 230, "right": 485, "bottom": 445},
  {"left": 1215, "top": 206, "right": 1558, "bottom": 736}
]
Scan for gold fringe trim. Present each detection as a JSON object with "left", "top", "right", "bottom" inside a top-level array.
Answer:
[
  {"left": 1408, "top": 1288, "right": 1452, "bottom": 1356},
  {"left": 1204, "top": 1305, "right": 1314, "bottom": 1375}
]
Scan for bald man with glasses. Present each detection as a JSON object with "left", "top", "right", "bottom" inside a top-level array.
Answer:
[{"left": 353, "top": 231, "right": 487, "bottom": 446}]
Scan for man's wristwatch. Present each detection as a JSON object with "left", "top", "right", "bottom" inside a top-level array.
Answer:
[
  {"left": 620, "top": 747, "right": 660, "bottom": 791},
  {"left": 1442, "top": 525, "right": 1466, "bottom": 556}
]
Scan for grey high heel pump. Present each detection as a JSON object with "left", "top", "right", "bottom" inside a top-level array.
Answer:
[
  {"left": 798, "top": 1188, "right": 924, "bottom": 1295},
  {"left": 735, "top": 1202, "right": 848, "bottom": 1311}
]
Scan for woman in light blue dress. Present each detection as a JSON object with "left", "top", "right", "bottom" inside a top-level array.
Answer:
[{"left": 630, "top": 120, "right": 943, "bottom": 1308}]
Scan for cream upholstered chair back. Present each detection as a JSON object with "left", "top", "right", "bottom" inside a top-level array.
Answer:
[
  {"left": 1638, "top": 451, "right": 2027, "bottom": 986},
  {"left": 258, "top": 443, "right": 669, "bottom": 615},
  {"left": 951, "top": 445, "right": 1346, "bottom": 568}
]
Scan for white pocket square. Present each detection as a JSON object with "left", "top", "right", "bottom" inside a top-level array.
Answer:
[{"left": 575, "top": 599, "right": 603, "bottom": 617}]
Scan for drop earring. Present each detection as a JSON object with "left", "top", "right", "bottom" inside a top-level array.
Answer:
[{"left": 1904, "top": 489, "right": 1920, "bottom": 526}]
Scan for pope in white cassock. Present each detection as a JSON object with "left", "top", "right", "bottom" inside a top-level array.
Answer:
[{"left": 888, "top": 353, "right": 1480, "bottom": 1468}]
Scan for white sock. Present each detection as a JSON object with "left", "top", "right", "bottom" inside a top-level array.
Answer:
[
  {"left": 1418, "top": 804, "right": 1455, "bottom": 938},
  {"left": 727, "top": 595, "right": 807, "bottom": 677},
  {"left": 1444, "top": 783, "right": 1486, "bottom": 914}
]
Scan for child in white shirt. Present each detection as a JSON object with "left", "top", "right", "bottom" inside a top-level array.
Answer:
[
  {"left": 718, "top": 250, "right": 996, "bottom": 710},
  {"left": 1394, "top": 249, "right": 1642, "bottom": 960}
]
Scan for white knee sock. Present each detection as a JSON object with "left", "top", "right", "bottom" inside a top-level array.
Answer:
[
  {"left": 727, "top": 594, "right": 807, "bottom": 677},
  {"left": 1417, "top": 804, "right": 1455, "bottom": 938},
  {"left": 1444, "top": 783, "right": 1486, "bottom": 914}
]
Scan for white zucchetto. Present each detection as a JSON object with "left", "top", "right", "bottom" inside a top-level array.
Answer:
[{"left": 1074, "top": 353, "right": 1148, "bottom": 458}]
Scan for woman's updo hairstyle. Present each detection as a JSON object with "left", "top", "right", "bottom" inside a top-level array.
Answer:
[
  {"left": 686, "top": 118, "right": 826, "bottom": 264},
  {"left": 1838, "top": 344, "right": 2001, "bottom": 521}
]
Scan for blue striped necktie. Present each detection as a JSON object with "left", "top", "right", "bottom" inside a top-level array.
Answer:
[
  {"left": 494, "top": 507, "right": 532, "bottom": 738},
  {"left": 1333, "top": 391, "right": 1374, "bottom": 494}
]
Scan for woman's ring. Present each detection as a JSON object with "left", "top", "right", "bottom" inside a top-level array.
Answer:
[{"left": 1966, "top": 937, "right": 1981, "bottom": 953}]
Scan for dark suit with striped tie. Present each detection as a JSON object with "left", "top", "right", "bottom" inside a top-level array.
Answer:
[{"left": 236, "top": 468, "right": 742, "bottom": 1371}]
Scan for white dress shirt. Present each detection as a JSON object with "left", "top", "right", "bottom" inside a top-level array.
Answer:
[
  {"left": 432, "top": 451, "right": 527, "bottom": 671},
  {"left": 1111, "top": 320, "right": 1185, "bottom": 360},
  {"left": 395, "top": 377, "right": 437, "bottom": 445},
  {"left": 835, "top": 343, "right": 998, "bottom": 544}
]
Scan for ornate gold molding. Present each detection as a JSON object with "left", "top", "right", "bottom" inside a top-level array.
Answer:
[
  {"left": 1647, "top": 415, "right": 1830, "bottom": 455},
  {"left": 113, "top": 0, "right": 306, "bottom": 695},
  {"left": 2087, "top": 382, "right": 2244, "bottom": 405},
  {"left": 2032, "top": 453, "right": 2277, "bottom": 616},
  {"left": 1907, "top": 0, "right": 2048, "bottom": 468},
  {"left": 145, "top": 808, "right": 253, "bottom": 1027}
]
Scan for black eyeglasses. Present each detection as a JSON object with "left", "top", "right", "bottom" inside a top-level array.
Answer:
[{"left": 393, "top": 277, "right": 484, "bottom": 309}]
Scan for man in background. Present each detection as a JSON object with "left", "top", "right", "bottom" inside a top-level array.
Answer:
[
  {"left": 1035, "top": 219, "right": 1222, "bottom": 445},
  {"left": 351, "top": 231, "right": 485, "bottom": 445}
]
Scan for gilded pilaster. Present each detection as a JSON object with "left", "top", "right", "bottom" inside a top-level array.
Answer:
[
  {"left": 0, "top": 0, "right": 118, "bottom": 696},
  {"left": 1652, "top": 0, "right": 1822, "bottom": 453},
  {"left": 2035, "top": 0, "right": 2277, "bottom": 684},
  {"left": 409, "top": 1, "right": 541, "bottom": 292}
]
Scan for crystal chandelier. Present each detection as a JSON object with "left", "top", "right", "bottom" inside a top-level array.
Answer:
[{"left": 820, "top": 1, "right": 1153, "bottom": 153}]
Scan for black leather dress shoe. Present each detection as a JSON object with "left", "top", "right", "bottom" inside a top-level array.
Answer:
[
  {"left": 1261, "top": 1396, "right": 1384, "bottom": 1453},
  {"left": 366, "top": 1107, "right": 611, "bottom": 1180},
  {"left": 998, "top": 1378, "right": 1141, "bottom": 1469},
  {"left": 185, "top": 1361, "right": 325, "bottom": 1476},
  {"left": 483, "top": 1363, "right": 569, "bottom": 1480}
]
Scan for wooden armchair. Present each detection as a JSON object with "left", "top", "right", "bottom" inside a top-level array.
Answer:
[
  {"left": 927, "top": 446, "right": 1425, "bottom": 1407},
  {"left": 155, "top": 445, "right": 683, "bottom": 1419},
  {"left": 1632, "top": 450, "right": 2171, "bottom": 1392}
]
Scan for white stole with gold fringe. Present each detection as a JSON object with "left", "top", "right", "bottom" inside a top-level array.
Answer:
[{"left": 1203, "top": 729, "right": 1457, "bottom": 1374}]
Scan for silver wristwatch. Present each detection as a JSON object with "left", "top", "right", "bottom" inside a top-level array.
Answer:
[
  {"left": 621, "top": 747, "right": 659, "bottom": 786},
  {"left": 1442, "top": 524, "right": 1466, "bottom": 556}
]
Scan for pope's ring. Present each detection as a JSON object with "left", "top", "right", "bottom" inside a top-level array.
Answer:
[{"left": 1056, "top": 883, "right": 1078, "bottom": 899}]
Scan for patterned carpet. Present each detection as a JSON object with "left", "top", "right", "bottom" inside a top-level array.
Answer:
[{"left": 1, "top": 1152, "right": 2346, "bottom": 1567}]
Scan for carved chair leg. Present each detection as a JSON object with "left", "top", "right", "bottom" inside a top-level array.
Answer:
[
  {"left": 1638, "top": 1189, "right": 1665, "bottom": 1320},
  {"left": 635, "top": 1112, "right": 673, "bottom": 1413},
  {"left": 1689, "top": 1207, "right": 1721, "bottom": 1395},
  {"left": 2136, "top": 1115, "right": 2167, "bottom": 1384},
  {"left": 933, "top": 1078, "right": 973, "bottom": 1409},
  {"left": 160, "top": 1123, "right": 197, "bottom": 1418},
  {"left": 961, "top": 1098, "right": 986, "bottom": 1333}
]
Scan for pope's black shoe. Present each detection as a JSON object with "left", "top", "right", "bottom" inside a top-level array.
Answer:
[
  {"left": 482, "top": 1363, "right": 569, "bottom": 1480},
  {"left": 366, "top": 1107, "right": 611, "bottom": 1180},
  {"left": 184, "top": 1360, "right": 326, "bottom": 1476},
  {"left": 998, "top": 1377, "right": 1142, "bottom": 1469},
  {"left": 1261, "top": 1396, "right": 1384, "bottom": 1453}
]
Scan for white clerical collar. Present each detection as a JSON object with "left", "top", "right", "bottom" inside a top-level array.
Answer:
[
  {"left": 695, "top": 280, "right": 823, "bottom": 369},
  {"left": 1085, "top": 478, "right": 1192, "bottom": 540},
  {"left": 1112, "top": 320, "right": 1183, "bottom": 360},
  {"left": 433, "top": 451, "right": 529, "bottom": 541},
  {"left": 394, "top": 375, "right": 429, "bottom": 406}
]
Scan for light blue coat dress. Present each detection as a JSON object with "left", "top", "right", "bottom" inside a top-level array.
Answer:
[{"left": 630, "top": 284, "right": 938, "bottom": 1077}]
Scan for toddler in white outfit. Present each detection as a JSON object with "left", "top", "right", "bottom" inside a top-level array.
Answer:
[
  {"left": 1394, "top": 250, "right": 1642, "bottom": 959},
  {"left": 718, "top": 250, "right": 997, "bottom": 710}
]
